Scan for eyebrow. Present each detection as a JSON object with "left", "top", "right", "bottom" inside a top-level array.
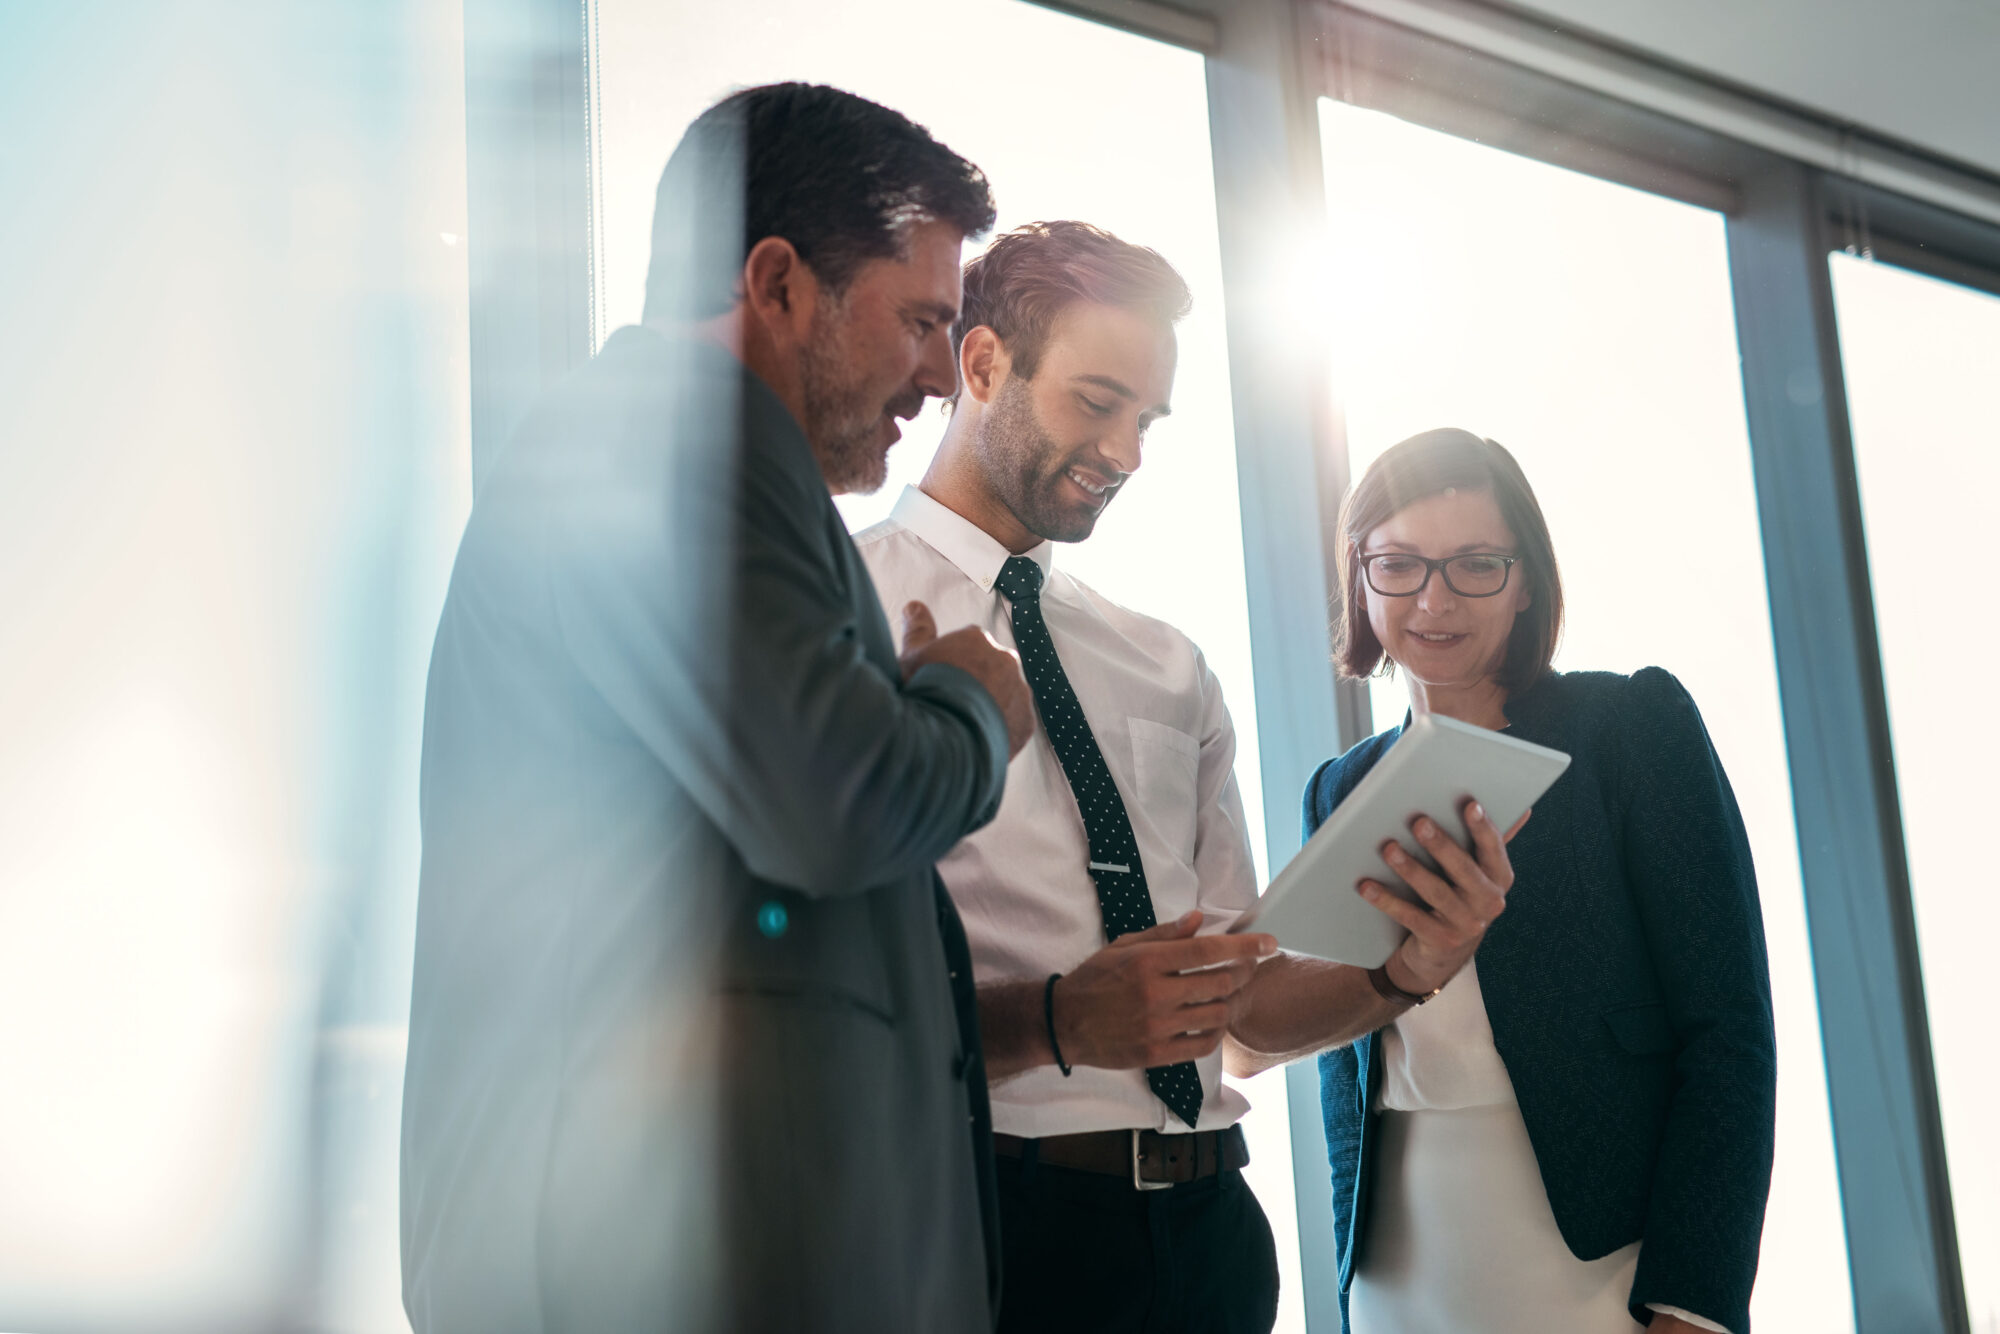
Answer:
[
  {"left": 1364, "top": 540, "right": 1515, "bottom": 555},
  {"left": 1074, "top": 373, "right": 1172, "bottom": 418},
  {"left": 909, "top": 300, "right": 959, "bottom": 324}
]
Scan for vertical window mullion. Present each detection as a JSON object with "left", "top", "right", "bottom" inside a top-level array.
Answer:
[
  {"left": 1199, "top": 1, "right": 1356, "bottom": 1326},
  {"left": 1724, "top": 157, "right": 1969, "bottom": 1334}
]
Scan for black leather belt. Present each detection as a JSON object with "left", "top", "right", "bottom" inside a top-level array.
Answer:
[{"left": 993, "top": 1125, "right": 1250, "bottom": 1190}]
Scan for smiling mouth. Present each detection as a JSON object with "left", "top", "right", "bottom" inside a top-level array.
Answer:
[
  {"left": 1065, "top": 467, "right": 1114, "bottom": 499},
  {"left": 1410, "top": 630, "right": 1466, "bottom": 643}
]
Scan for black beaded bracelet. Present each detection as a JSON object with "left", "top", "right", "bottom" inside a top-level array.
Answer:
[{"left": 1043, "top": 972, "right": 1072, "bottom": 1077}]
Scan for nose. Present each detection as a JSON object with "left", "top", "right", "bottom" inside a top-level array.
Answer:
[
  {"left": 1098, "top": 419, "right": 1144, "bottom": 477},
  {"left": 912, "top": 322, "right": 957, "bottom": 402},
  {"left": 1415, "top": 567, "right": 1458, "bottom": 615}
]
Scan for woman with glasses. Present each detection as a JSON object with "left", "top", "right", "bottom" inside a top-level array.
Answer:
[{"left": 1303, "top": 428, "right": 1776, "bottom": 1334}]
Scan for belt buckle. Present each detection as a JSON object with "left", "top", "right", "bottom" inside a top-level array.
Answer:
[{"left": 1131, "top": 1128, "right": 1173, "bottom": 1191}]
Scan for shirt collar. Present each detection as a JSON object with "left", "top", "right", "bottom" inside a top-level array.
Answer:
[{"left": 889, "top": 485, "right": 1055, "bottom": 595}]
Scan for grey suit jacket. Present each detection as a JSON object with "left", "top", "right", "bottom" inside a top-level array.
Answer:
[{"left": 402, "top": 326, "right": 1009, "bottom": 1334}]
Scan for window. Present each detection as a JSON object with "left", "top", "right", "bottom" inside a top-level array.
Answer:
[
  {"left": 1831, "top": 252, "right": 2000, "bottom": 1334},
  {"left": 594, "top": 3, "right": 1299, "bottom": 1327},
  {"left": 1317, "top": 97, "right": 1855, "bottom": 1331}
]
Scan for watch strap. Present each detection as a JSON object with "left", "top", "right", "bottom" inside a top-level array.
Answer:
[{"left": 1368, "top": 961, "right": 1442, "bottom": 1006}]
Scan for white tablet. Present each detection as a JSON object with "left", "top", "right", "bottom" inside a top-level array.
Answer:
[{"left": 1231, "top": 712, "right": 1571, "bottom": 967}]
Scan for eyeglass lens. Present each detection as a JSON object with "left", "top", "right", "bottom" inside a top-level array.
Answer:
[{"left": 1366, "top": 554, "right": 1512, "bottom": 597}]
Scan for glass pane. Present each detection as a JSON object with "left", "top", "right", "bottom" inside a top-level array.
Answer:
[
  {"left": 595, "top": 5, "right": 1299, "bottom": 1329},
  {"left": 0, "top": 8, "right": 471, "bottom": 1330},
  {"left": 1831, "top": 251, "right": 2000, "bottom": 1334},
  {"left": 1318, "top": 97, "right": 1854, "bottom": 1332}
]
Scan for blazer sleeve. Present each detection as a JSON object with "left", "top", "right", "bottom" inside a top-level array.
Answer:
[
  {"left": 546, "top": 414, "right": 1009, "bottom": 899},
  {"left": 1618, "top": 668, "right": 1778, "bottom": 1333},
  {"left": 1301, "top": 756, "right": 1339, "bottom": 841}
]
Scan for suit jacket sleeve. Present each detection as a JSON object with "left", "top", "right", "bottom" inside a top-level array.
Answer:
[
  {"left": 1618, "top": 667, "right": 1778, "bottom": 1333},
  {"left": 545, "top": 404, "right": 1009, "bottom": 899}
]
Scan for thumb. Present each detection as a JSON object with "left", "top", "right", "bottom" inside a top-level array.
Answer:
[
  {"left": 901, "top": 600, "right": 937, "bottom": 654},
  {"left": 1106, "top": 909, "right": 1203, "bottom": 949}
]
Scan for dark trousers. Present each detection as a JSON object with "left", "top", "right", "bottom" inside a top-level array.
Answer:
[{"left": 995, "top": 1152, "right": 1280, "bottom": 1334}]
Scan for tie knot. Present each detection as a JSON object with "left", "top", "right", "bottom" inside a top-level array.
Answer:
[{"left": 995, "top": 555, "right": 1045, "bottom": 605}]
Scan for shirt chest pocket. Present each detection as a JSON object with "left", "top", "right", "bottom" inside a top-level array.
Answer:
[{"left": 1128, "top": 717, "right": 1201, "bottom": 869}]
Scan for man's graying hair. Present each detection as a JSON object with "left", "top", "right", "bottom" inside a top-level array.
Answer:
[{"left": 643, "top": 82, "right": 996, "bottom": 322}]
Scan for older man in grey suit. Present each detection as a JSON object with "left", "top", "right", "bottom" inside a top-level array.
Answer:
[{"left": 401, "top": 84, "right": 1033, "bottom": 1334}]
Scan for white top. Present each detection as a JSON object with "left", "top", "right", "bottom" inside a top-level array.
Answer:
[
  {"left": 855, "top": 486, "right": 1260, "bottom": 1137},
  {"left": 1376, "top": 958, "right": 1518, "bottom": 1111},
  {"left": 1370, "top": 845, "right": 1730, "bottom": 1333}
]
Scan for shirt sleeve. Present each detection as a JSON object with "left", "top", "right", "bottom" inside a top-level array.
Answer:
[
  {"left": 1646, "top": 1303, "right": 1731, "bottom": 1333},
  {"left": 1188, "top": 646, "right": 1260, "bottom": 931}
]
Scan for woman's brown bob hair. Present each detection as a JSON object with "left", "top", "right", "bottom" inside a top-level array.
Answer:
[{"left": 1334, "top": 428, "right": 1564, "bottom": 690}]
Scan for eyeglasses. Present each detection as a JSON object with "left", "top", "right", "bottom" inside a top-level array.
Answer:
[{"left": 1360, "top": 552, "right": 1519, "bottom": 598}]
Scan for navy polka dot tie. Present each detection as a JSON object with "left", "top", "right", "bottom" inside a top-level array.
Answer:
[{"left": 995, "top": 556, "right": 1203, "bottom": 1129}]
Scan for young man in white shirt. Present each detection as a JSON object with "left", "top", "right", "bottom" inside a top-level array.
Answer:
[{"left": 854, "top": 221, "right": 1520, "bottom": 1333}]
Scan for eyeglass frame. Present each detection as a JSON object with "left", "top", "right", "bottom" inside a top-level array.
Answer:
[{"left": 1358, "top": 551, "right": 1521, "bottom": 599}]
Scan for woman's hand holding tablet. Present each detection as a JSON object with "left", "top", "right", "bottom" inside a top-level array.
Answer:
[{"left": 1229, "top": 712, "right": 1570, "bottom": 967}]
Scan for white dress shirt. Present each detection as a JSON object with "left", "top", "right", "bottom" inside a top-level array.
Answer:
[{"left": 855, "top": 486, "right": 1260, "bottom": 1138}]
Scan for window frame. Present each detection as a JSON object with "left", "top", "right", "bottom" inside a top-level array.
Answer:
[
  {"left": 1038, "top": 2, "right": 1996, "bottom": 1328},
  {"left": 1235, "top": 3, "right": 1991, "bottom": 1328},
  {"left": 462, "top": 0, "right": 2000, "bottom": 1325}
]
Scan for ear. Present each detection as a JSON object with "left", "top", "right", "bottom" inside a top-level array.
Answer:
[
  {"left": 958, "top": 325, "right": 1009, "bottom": 406},
  {"left": 739, "top": 235, "right": 821, "bottom": 346}
]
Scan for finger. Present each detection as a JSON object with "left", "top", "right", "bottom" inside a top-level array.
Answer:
[
  {"left": 1104, "top": 911, "right": 1203, "bottom": 949},
  {"left": 1163, "top": 956, "right": 1260, "bottom": 1005},
  {"left": 1409, "top": 815, "right": 1484, "bottom": 891},
  {"left": 1505, "top": 806, "right": 1532, "bottom": 841},
  {"left": 1158, "top": 999, "right": 1233, "bottom": 1036},
  {"left": 1147, "top": 931, "right": 1277, "bottom": 973},
  {"left": 1357, "top": 878, "right": 1464, "bottom": 946},
  {"left": 1390, "top": 836, "right": 1504, "bottom": 933},
  {"left": 1407, "top": 818, "right": 1503, "bottom": 914},
  {"left": 1461, "top": 800, "right": 1518, "bottom": 896},
  {"left": 1379, "top": 839, "right": 1476, "bottom": 927},
  {"left": 900, "top": 601, "right": 937, "bottom": 653},
  {"left": 1361, "top": 874, "right": 1498, "bottom": 954}
]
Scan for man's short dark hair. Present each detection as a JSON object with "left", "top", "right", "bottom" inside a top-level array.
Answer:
[
  {"left": 954, "top": 220, "right": 1192, "bottom": 394},
  {"left": 643, "top": 83, "right": 996, "bottom": 322}
]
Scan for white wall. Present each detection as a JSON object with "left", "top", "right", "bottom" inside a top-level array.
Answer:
[{"left": 1514, "top": 0, "right": 2000, "bottom": 176}]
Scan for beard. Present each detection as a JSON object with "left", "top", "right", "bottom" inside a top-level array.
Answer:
[
  {"left": 798, "top": 299, "right": 913, "bottom": 496},
  {"left": 977, "top": 375, "right": 1117, "bottom": 543}
]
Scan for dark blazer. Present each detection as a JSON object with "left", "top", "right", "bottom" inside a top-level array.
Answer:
[
  {"left": 402, "top": 327, "right": 1009, "bottom": 1333},
  {"left": 1306, "top": 668, "right": 1777, "bottom": 1333}
]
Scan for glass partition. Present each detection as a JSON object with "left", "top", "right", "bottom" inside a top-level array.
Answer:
[{"left": 1831, "top": 252, "right": 2000, "bottom": 1334}]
